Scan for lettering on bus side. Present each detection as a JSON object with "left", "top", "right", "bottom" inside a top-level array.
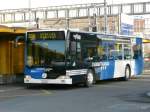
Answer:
[
  {"left": 73, "top": 34, "right": 81, "bottom": 40},
  {"left": 92, "top": 62, "right": 109, "bottom": 70},
  {"left": 92, "top": 62, "right": 109, "bottom": 67}
]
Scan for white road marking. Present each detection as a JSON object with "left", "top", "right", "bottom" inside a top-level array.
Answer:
[
  {"left": 0, "top": 93, "right": 45, "bottom": 98},
  {"left": 109, "top": 103, "right": 150, "bottom": 110},
  {"left": 0, "top": 89, "right": 53, "bottom": 99},
  {"left": 41, "top": 90, "right": 52, "bottom": 95},
  {"left": 0, "top": 90, "right": 5, "bottom": 92},
  {"left": 0, "top": 87, "right": 23, "bottom": 93},
  {"left": 97, "top": 84, "right": 129, "bottom": 89}
]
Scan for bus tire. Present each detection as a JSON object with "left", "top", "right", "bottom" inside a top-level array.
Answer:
[
  {"left": 124, "top": 66, "right": 131, "bottom": 81},
  {"left": 84, "top": 70, "right": 95, "bottom": 87}
]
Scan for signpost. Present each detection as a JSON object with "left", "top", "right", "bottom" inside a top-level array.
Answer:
[{"left": 120, "top": 13, "right": 134, "bottom": 36}]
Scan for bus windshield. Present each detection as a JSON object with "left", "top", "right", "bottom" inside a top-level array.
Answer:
[{"left": 26, "top": 31, "right": 65, "bottom": 67}]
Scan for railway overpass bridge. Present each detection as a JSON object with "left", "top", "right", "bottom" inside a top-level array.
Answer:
[{"left": 0, "top": 2, "right": 150, "bottom": 31}]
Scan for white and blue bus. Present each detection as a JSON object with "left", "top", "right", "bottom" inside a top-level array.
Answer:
[{"left": 24, "top": 30, "right": 143, "bottom": 87}]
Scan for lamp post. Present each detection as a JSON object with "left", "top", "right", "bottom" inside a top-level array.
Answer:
[
  {"left": 65, "top": 9, "right": 69, "bottom": 30},
  {"left": 104, "top": 0, "right": 107, "bottom": 34},
  {"left": 93, "top": 4, "right": 97, "bottom": 32},
  {"left": 28, "top": 0, "right": 31, "bottom": 28}
]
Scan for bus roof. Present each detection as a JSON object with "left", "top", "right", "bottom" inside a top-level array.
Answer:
[
  {"left": 27, "top": 29, "right": 66, "bottom": 33},
  {"left": 68, "top": 30, "right": 141, "bottom": 39},
  {"left": 26, "top": 29, "right": 142, "bottom": 39}
]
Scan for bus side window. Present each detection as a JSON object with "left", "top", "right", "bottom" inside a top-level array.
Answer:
[
  {"left": 101, "top": 54, "right": 107, "bottom": 60},
  {"left": 97, "top": 46, "right": 107, "bottom": 61},
  {"left": 117, "top": 55, "right": 123, "bottom": 60},
  {"left": 84, "top": 47, "right": 96, "bottom": 61},
  {"left": 124, "top": 55, "right": 132, "bottom": 59}
]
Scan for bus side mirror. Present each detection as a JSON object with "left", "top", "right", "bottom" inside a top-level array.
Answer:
[{"left": 14, "top": 36, "right": 24, "bottom": 48}]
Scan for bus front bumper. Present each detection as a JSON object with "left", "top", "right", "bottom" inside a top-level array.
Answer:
[{"left": 24, "top": 77, "right": 72, "bottom": 84}]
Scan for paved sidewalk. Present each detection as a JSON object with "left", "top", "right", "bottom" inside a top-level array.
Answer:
[{"left": 0, "top": 84, "right": 24, "bottom": 92}]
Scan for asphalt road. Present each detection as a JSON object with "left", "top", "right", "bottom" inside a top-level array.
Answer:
[{"left": 0, "top": 70, "right": 150, "bottom": 112}]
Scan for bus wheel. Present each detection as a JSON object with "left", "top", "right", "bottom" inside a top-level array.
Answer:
[
  {"left": 84, "top": 70, "right": 95, "bottom": 87},
  {"left": 124, "top": 66, "right": 131, "bottom": 81}
]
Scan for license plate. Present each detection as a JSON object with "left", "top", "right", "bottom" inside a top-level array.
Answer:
[{"left": 41, "top": 79, "right": 48, "bottom": 83}]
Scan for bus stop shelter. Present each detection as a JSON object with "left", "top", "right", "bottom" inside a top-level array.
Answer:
[{"left": 0, "top": 25, "right": 26, "bottom": 84}]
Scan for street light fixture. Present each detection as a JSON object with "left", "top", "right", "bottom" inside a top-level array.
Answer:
[
  {"left": 28, "top": 0, "right": 32, "bottom": 28},
  {"left": 104, "top": 0, "right": 108, "bottom": 34}
]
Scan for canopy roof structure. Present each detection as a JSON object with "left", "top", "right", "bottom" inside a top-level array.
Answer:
[
  {"left": 143, "top": 39, "right": 150, "bottom": 43},
  {"left": 0, "top": 25, "right": 26, "bottom": 34}
]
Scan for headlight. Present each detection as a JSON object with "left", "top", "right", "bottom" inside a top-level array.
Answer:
[
  {"left": 58, "top": 75, "right": 70, "bottom": 79},
  {"left": 25, "top": 75, "right": 31, "bottom": 79},
  {"left": 42, "top": 73, "right": 47, "bottom": 79}
]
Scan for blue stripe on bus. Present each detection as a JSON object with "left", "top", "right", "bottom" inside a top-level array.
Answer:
[
  {"left": 24, "top": 67, "right": 44, "bottom": 79},
  {"left": 134, "top": 38, "right": 143, "bottom": 75},
  {"left": 95, "top": 60, "right": 115, "bottom": 80},
  {"left": 134, "top": 57, "right": 143, "bottom": 75}
]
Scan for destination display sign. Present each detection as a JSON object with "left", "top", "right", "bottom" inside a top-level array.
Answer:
[{"left": 27, "top": 31, "right": 65, "bottom": 40}]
